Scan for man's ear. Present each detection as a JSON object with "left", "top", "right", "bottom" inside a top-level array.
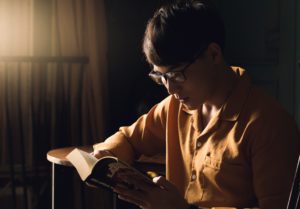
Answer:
[{"left": 207, "top": 42, "right": 223, "bottom": 64}]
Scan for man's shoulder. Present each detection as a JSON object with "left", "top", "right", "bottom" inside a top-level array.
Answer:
[
  {"left": 243, "top": 85, "right": 297, "bottom": 128},
  {"left": 152, "top": 95, "right": 181, "bottom": 116},
  {"left": 248, "top": 86, "right": 286, "bottom": 113}
]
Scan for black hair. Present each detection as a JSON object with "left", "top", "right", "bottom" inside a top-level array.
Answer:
[{"left": 143, "top": 0, "right": 225, "bottom": 66}]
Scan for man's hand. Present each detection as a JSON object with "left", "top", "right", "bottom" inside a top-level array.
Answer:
[
  {"left": 113, "top": 174, "right": 189, "bottom": 209},
  {"left": 91, "top": 149, "right": 113, "bottom": 159}
]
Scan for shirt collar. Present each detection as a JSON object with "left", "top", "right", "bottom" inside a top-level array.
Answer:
[{"left": 219, "top": 67, "right": 252, "bottom": 121}]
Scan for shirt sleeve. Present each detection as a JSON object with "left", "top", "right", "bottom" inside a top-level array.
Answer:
[
  {"left": 250, "top": 110, "right": 300, "bottom": 209},
  {"left": 93, "top": 95, "right": 172, "bottom": 164}
]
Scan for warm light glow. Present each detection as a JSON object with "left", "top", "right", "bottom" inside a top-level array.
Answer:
[{"left": 0, "top": 0, "right": 33, "bottom": 56}]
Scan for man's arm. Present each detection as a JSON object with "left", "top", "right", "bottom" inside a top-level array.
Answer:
[{"left": 93, "top": 95, "right": 171, "bottom": 163}]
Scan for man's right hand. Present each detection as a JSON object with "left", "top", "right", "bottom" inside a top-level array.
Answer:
[{"left": 91, "top": 149, "right": 113, "bottom": 159}]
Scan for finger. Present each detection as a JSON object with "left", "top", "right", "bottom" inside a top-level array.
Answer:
[
  {"left": 92, "top": 149, "right": 112, "bottom": 158},
  {"left": 152, "top": 176, "right": 176, "bottom": 191},
  {"left": 91, "top": 150, "right": 102, "bottom": 158}
]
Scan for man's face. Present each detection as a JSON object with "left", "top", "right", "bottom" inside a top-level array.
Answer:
[{"left": 152, "top": 50, "right": 219, "bottom": 110}]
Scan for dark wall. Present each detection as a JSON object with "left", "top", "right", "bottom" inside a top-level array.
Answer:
[{"left": 104, "top": 0, "right": 169, "bottom": 135}]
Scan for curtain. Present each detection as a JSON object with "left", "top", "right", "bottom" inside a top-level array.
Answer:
[
  {"left": 50, "top": 1, "right": 111, "bottom": 209},
  {"left": 0, "top": 0, "right": 109, "bottom": 208},
  {"left": 0, "top": 0, "right": 34, "bottom": 165},
  {"left": 0, "top": 0, "right": 107, "bottom": 167},
  {"left": 50, "top": 0, "right": 108, "bottom": 146}
]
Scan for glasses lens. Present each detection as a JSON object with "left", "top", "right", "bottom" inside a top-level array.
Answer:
[
  {"left": 166, "top": 71, "right": 185, "bottom": 83},
  {"left": 149, "top": 69, "right": 186, "bottom": 85}
]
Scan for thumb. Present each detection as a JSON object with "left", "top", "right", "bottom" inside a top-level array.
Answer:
[{"left": 152, "top": 176, "right": 176, "bottom": 191}]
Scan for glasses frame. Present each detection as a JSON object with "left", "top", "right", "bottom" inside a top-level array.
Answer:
[
  {"left": 148, "top": 47, "right": 207, "bottom": 86},
  {"left": 148, "top": 61, "right": 193, "bottom": 85}
]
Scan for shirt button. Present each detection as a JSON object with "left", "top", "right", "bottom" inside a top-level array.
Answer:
[
  {"left": 191, "top": 171, "right": 197, "bottom": 181},
  {"left": 196, "top": 140, "right": 202, "bottom": 149}
]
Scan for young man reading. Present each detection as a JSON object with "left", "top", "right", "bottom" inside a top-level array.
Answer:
[{"left": 92, "top": 1, "right": 300, "bottom": 208}]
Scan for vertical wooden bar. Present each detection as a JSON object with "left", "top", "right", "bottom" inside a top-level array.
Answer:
[
  {"left": 17, "top": 61, "right": 29, "bottom": 209},
  {"left": 78, "top": 63, "right": 84, "bottom": 145},
  {"left": 79, "top": 63, "right": 85, "bottom": 209},
  {"left": 55, "top": 62, "right": 65, "bottom": 147},
  {"left": 66, "top": 62, "right": 71, "bottom": 145},
  {"left": 31, "top": 61, "right": 41, "bottom": 203},
  {"left": 44, "top": 62, "right": 51, "bottom": 151},
  {"left": 5, "top": 62, "right": 17, "bottom": 209}
]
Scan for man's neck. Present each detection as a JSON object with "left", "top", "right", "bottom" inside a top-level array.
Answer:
[
  {"left": 200, "top": 66, "right": 237, "bottom": 130},
  {"left": 203, "top": 65, "right": 237, "bottom": 111}
]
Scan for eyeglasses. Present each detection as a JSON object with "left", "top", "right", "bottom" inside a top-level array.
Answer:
[
  {"left": 148, "top": 45, "right": 208, "bottom": 86},
  {"left": 148, "top": 60, "right": 195, "bottom": 85}
]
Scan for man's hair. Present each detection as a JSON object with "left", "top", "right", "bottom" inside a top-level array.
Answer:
[{"left": 143, "top": 0, "right": 225, "bottom": 66}]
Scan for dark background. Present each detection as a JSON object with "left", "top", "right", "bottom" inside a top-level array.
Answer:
[{"left": 104, "top": 0, "right": 170, "bottom": 136}]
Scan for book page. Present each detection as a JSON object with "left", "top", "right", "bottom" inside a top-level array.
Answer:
[{"left": 66, "top": 148, "right": 98, "bottom": 180}]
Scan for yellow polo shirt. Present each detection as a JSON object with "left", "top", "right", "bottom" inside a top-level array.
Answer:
[{"left": 93, "top": 67, "right": 300, "bottom": 209}]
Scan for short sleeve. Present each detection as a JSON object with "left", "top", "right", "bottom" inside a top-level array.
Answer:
[{"left": 93, "top": 95, "right": 172, "bottom": 164}]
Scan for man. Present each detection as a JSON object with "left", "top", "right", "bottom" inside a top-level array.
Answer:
[{"left": 93, "top": 0, "right": 300, "bottom": 208}]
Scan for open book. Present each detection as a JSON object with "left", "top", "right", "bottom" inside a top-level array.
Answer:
[{"left": 66, "top": 148, "right": 156, "bottom": 190}]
